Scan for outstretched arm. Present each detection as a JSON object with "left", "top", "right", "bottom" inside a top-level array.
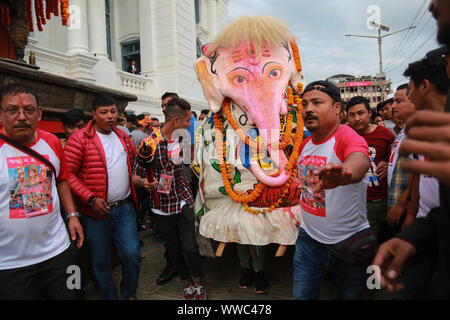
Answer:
[{"left": 314, "top": 151, "right": 369, "bottom": 191}]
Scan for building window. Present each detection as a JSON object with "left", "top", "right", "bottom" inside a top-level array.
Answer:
[
  {"left": 195, "top": 0, "right": 200, "bottom": 24},
  {"left": 121, "top": 40, "right": 141, "bottom": 73},
  {"left": 105, "top": 0, "right": 112, "bottom": 60}
]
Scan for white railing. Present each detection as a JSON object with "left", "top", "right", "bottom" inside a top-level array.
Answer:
[{"left": 117, "top": 70, "right": 152, "bottom": 92}]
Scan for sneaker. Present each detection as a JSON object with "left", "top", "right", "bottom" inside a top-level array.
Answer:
[
  {"left": 184, "top": 285, "right": 196, "bottom": 300},
  {"left": 238, "top": 268, "right": 253, "bottom": 289},
  {"left": 156, "top": 263, "right": 177, "bottom": 285},
  {"left": 254, "top": 270, "right": 269, "bottom": 294},
  {"left": 194, "top": 286, "right": 206, "bottom": 300}
]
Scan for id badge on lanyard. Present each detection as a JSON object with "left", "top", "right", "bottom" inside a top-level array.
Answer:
[
  {"left": 156, "top": 139, "right": 179, "bottom": 194},
  {"left": 157, "top": 173, "right": 173, "bottom": 194}
]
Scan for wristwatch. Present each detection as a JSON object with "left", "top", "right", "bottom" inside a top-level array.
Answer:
[
  {"left": 88, "top": 195, "right": 97, "bottom": 207},
  {"left": 66, "top": 212, "right": 80, "bottom": 220}
]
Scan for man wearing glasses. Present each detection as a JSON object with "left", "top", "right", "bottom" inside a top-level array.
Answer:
[{"left": 0, "top": 83, "right": 84, "bottom": 299}]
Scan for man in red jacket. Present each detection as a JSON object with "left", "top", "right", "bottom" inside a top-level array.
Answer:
[{"left": 64, "top": 95, "right": 141, "bottom": 300}]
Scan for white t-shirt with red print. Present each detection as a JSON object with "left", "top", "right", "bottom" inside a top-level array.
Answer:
[
  {"left": 297, "top": 125, "right": 371, "bottom": 244},
  {"left": 0, "top": 129, "right": 70, "bottom": 270}
]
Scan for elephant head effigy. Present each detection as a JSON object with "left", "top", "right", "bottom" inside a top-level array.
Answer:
[{"left": 194, "top": 16, "right": 305, "bottom": 255}]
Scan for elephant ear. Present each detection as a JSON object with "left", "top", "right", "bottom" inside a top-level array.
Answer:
[{"left": 195, "top": 52, "right": 224, "bottom": 113}]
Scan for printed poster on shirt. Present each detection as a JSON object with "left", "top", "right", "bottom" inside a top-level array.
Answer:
[
  {"left": 367, "top": 146, "right": 379, "bottom": 187},
  {"left": 167, "top": 140, "right": 184, "bottom": 165},
  {"left": 298, "top": 155, "right": 327, "bottom": 217},
  {"left": 7, "top": 156, "right": 53, "bottom": 219}
]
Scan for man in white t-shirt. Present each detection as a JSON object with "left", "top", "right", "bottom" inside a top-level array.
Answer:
[
  {"left": 0, "top": 83, "right": 84, "bottom": 299},
  {"left": 294, "top": 80, "right": 372, "bottom": 300},
  {"left": 64, "top": 95, "right": 141, "bottom": 300},
  {"left": 396, "top": 50, "right": 449, "bottom": 299}
]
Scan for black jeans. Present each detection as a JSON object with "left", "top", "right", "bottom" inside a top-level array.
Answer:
[
  {"left": 153, "top": 205, "right": 203, "bottom": 283},
  {"left": 0, "top": 246, "right": 78, "bottom": 300}
]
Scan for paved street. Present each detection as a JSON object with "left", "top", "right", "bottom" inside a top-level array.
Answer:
[{"left": 84, "top": 229, "right": 400, "bottom": 300}]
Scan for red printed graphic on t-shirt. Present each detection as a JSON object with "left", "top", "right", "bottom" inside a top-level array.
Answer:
[
  {"left": 298, "top": 155, "right": 327, "bottom": 217},
  {"left": 389, "top": 141, "right": 399, "bottom": 164},
  {"left": 7, "top": 156, "right": 53, "bottom": 219}
]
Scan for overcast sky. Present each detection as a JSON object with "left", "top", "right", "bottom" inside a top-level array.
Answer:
[{"left": 228, "top": 0, "right": 439, "bottom": 96}]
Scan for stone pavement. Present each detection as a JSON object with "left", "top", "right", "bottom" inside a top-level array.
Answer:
[{"left": 84, "top": 229, "right": 400, "bottom": 300}]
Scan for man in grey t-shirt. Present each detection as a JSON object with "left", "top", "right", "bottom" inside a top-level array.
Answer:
[{"left": 130, "top": 115, "right": 150, "bottom": 148}]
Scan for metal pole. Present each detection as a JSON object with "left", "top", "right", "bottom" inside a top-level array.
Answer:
[
  {"left": 345, "top": 25, "right": 415, "bottom": 75},
  {"left": 378, "top": 28, "right": 383, "bottom": 74}
]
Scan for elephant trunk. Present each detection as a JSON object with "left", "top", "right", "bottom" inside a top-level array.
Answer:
[
  {"left": 250, "top": 144, "right": 290, "bottom": 187},
  {"left": 250, "top": 116, "right": 290, "bottom": 187}
]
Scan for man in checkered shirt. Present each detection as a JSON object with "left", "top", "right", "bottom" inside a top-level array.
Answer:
[
  {"left": 133, "top": 98, "right": 206, "bottom": 300},
  {"left": 387, "top": 84, "right": 416, "bottom": 234}
]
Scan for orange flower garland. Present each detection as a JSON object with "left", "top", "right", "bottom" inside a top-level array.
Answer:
[
  {"left": 287, "top": 87, "right": 294, "bottom": 105},
  {"left": 222, "top": 101, "right": 264, "bottom": 151},
  {"left": 214, "top": 90, "right": 304, "bottom": 215},
  {"left": 279, "top": 113, "right": 293, "bottom": 150},
  {"left": 60, "top": 0, "right": 70, "bottom": 26},
  {"left": 23, "top": 0, "right": 70, "bottom": 32},
  {"left": 290, "top": 38, "right": 302, "bottom": 72},
  {"left": 213, "top": 115, "right": 266, "bottom": 204}
]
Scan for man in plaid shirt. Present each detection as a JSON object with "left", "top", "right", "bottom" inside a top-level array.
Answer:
[
  {"left": 133, "top": 98, "right": 205, "bottom": 300},
  {"left": 387, "top": 84, "right": 416, "bottom": 234}
]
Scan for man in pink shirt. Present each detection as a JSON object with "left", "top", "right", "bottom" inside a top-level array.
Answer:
[{"left": 294, "top": 80, "right": 373, "bottom": 300}]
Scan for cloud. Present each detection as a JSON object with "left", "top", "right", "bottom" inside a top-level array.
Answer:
[{"left": 228, "top": 0, "right": 439, "bottom": 91}]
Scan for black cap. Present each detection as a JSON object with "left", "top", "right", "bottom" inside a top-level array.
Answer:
[
  {"left": 426, "top": 46, "right": 450, "bottom": 59},
  {"left": 302, "top": 80, "right": 342, "bottom": 103}
]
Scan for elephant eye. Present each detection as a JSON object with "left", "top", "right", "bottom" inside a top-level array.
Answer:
[
  {"left": 232, "top": 75, "right": 248, "bottom": 85},
  {"left": 269, "top": 69, "right": 281, "bottom": 79}
]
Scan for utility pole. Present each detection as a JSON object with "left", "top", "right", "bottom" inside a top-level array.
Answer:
[{"left": 345, "top": 21, "right": 416, "bottom": 76}]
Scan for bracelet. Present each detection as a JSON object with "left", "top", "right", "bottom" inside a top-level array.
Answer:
[
  {"left": 88, "top": 195, "right": 97, "bottom": 207},
  {"left": 66, "top": 212, "right": 80, "bottom": 220}
]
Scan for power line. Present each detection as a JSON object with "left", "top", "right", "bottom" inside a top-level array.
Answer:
[
  {"left": 345, "top": 24, "right": 416, "bottom": 75},
  {"left": 385, "top": 14, "right": 433, "bottom": 71},
  {"left": 384, "top": 31, "right": 435, "bottom": 74},
  {"left": 384, "top": 0, "right": 427, "bottom": 63},
  {"left": 384, "top": 10, "right": 431, "bottom": 71},
  {"left": 384, "top": 1, "right": 429, "bottom": 70}
]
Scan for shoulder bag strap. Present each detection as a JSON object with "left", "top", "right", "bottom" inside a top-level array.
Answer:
[{"left": 0, "top": 133, "right": 57, "bottom": 177}]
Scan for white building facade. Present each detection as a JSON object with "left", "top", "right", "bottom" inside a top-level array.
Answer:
[{"left": 24, "top": 0, "right": 229, "bottom": 120}]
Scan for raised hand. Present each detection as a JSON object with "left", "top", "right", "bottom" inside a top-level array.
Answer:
[{"left": 400, "top": 110, "right": 450, "bottom": 186}]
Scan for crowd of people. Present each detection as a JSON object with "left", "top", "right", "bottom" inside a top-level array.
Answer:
[{"left": 1, "top": 0, "right": 450, "bottom": 301}]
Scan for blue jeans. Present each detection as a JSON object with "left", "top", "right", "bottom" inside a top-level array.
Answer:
[
  {"left": 293, "top": 228, "right": 368, "bottom": 300},
  {"left": 82, "top": 202, "right": 141, "bottom": 300}
]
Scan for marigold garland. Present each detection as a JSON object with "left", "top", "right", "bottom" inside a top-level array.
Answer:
[
  {"left": 13, "top": 0, "right": 70, "bottom": 32},
  {"left": 213, "top": 116, "right": 266, "bottom": 205},
  {"left": 290, "top": 38, "right": 302, "bottom": 72},
  {"left": 214, "top": 87, "right": 304, "bottom": 215},
  {"left": 222, "top": 101, "right": 264, "bottom": 151}
]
